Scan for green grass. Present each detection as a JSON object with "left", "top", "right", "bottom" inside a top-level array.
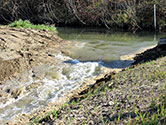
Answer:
[
  {"left": 9, "top": 19, "right": 57, "bottom": 33},
  {"left": 32, "top": 116, "right": 40, "bottom": 125},
  {"left": 52, "top": 109, "right": 58, "bottom": 119},
  {"left": 30, "top": 57, "right": 166, "bottom": 124},
  {"left": 129, "top": 95, "right": 166, "bottom": 125}
]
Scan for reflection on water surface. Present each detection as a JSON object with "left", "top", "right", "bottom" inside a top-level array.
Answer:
[{"left": 57, "top": 27, "right": 163, "bottom": 62}]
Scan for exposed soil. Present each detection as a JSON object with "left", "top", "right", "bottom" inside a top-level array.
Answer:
[
  {"left": 1, "top": 26, "right": 166, "bottom": 124},
  {"left": 0, "top": 26, "right": 79, "bottom": 124},
  {"left": 37, "top": 46, "right": 166, "bottom": 124},
  {"left": 133, "top": 45, "right": 166, "bottom": 64},
  {"left": 0, "top": 26, "right": 73, "bottom": 83},
  {"left": 0, "top": 26, "right": 121, "bottom": 125}
]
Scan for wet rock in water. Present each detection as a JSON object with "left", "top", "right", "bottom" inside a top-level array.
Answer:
[
  {"left": 62, "top": 67, "right": 72, "bottom": 78},
  {"left": 25, "top": 82, "right": 41, "bottom": 91},
  {"left": 6, "top": 89, "right": 10, "bottom": 93},
  {"left": 11, "top": 88, "right": 24, "bottom": 99},
  {"left": 45, "top": 67, "right": 62, "bottom": 80}
]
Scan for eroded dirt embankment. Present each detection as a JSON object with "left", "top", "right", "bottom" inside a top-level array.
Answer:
[
  {"left": 1, "top": 26, "right": 165, "bottom": 125},
  {"left": 0, "top": 26, "right": 120, "bottom": 124},
  {"left": 0, "top": 26, "right": 80, "bottom": 124},
  {"left": 0, "top": 26, "right": 73, "bottom": 83}
]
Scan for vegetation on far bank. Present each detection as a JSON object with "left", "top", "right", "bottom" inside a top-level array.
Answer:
[
  {"left": 30, "top": 48, "right": 166, "bottom": 124},
  {"left": 1, "top": 0, "right": 166, "bottom": 31},
  {"left": 9, "top": 19, "right": 57, "bottom": 33}
]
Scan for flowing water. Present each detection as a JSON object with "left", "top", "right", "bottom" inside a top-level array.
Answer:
[
  {"left": 0, "top": 28, "right": 164, "bottom": 122},
  {"left": 58, "top": 28, "right": 161, "bottom": 65}
]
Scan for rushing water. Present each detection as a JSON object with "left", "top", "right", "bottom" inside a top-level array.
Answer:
[
  {"left": 0, "top": 28, "right": 164, "bottom": 122},
  {"left": 0, "top": 54, "right": 104, "bottom": 122}
]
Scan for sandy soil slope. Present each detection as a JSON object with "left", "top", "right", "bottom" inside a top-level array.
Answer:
[{"left": 0, "top": 26, "right": 73, "bottom": 83}]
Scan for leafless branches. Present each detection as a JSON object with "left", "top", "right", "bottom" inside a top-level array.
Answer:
[{"left": 0, "top": 0, "right": 165, "bottom": 30}]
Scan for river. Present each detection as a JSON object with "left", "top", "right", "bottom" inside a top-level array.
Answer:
[
  {"left": 58, "top": 27, "right": 161, "bottom": 68},
  {"left": 0, "top": 27, "right": 163, "bottom": 123}
]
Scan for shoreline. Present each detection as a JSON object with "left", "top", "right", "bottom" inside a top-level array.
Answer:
[
  {"left": 36, "top": 46, "right": 166, "bottom": 124},
  {"left": 0, "top": 26, "right": 77, "bottom": 124},
  {"left": 0, "top": 26, "right": 122, "bottom": 124},
  {"left": 0, "top": 26, "right": 165, "bottom": 124}
]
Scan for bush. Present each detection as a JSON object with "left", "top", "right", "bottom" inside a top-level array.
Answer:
[
  {"left": 9, "top": 19, "right": 57, "bottom": 33},
  {"left": 0, "top": 0, "right": 166, "bottom": 31}
]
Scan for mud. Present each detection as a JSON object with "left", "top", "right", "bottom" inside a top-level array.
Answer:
[
  {"left": 0, "top": 26, "right": 77, "bottom": 124},
  {"left": 0, "top": 26, "right": 73, "bottom": 83},
  {"left": 0, "top": 26, "right": 122, "bottom": 124}
]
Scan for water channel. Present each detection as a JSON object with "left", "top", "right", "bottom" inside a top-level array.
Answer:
[
  {"left": 0, "top": 28, "right": 164, "bottom": 122},
  {"left": 58, "top": 27, "right": 161, "bottom": 68}
]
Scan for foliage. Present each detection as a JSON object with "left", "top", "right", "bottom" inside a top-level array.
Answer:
[
  {"left": 9, "top": 19, "right": 57, "bottom": 33},
  {"left": 1, "top": 0, "right": 166, "bottom": 31},
  {"left": 130, "top": 96, "right": 166, "bottom": 124}
]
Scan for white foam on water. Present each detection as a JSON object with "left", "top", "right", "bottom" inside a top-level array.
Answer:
[
  {"left": 0, "top": 52, "right": 134, "bottom": 122},
  {"left": 0, "top": 54, "right": 103, "bottom": 121},
  {"left": 54, "top": 53, "right": 71, "bottom": 60}
]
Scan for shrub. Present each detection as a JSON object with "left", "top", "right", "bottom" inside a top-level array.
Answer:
[{"left": 9, "top": 19, "right": 57, "bottom": 33}]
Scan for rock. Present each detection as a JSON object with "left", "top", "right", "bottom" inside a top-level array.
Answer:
[
  {"left": 109, "top": 101, "right": 114, "bottom": 106},
  {"left": 26, "top": 82, "right": 41, "bottom": 91},
  {"left": 11, "top": 88, "right": 24, "bottom": 99}
]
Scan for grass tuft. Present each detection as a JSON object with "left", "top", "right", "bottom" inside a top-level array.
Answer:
[{"left": 9, "top": 19, "right": 57, "bottom": 33}]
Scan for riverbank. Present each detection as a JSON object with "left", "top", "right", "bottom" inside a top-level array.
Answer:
[
  {"left": 0, "top": 26, "right": 122, "bottom": 124},
  {"left": 0, "top": 26, "right": 78, "bottom": 124},
  {"left": 0, "top": 25, "right": 165, "bottom": 124},
  {"left": 35, "top": 46, "right": 166, "bottom": 124},
  {"left": 0, "top": 26, "right": 71, "bottom": 82}
]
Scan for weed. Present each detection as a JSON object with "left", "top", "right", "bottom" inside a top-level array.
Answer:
[
  {"left": 94, "top": 106, "right": 98, "bottom": 112},
  {"left": 118, "top": 112, "right": 122, "bottom": 121},
  {"left": 128, "top": 115, "right": 132, "bottom": 125},
  {"left": 101, "top": 117, "right": 107, "bottom": 125},
  {"left": 71, "top": 99, "right": 77, "bottom": 105},
  {"left": 9, "top": 19, "right": 57, "bottom": 33},
  {"left": 139, "top": 112, "right": 146, "bottom": 124},
  {"left": 93, "top": 88, "right": 99, "bottom": 94},
  {"left": 150, "top": 90, "right": 154, "bottom": 96},
  {"left": 150, "top": 98, "right": 156, "bottom": 108},
  {"left": 86, "top": 90, "right": 92, "bottom": 98},
  {"left": 104, "top": 86, "right": 110, "bottom": 93},
  {"left": 114, "top": 75, "right": 120, "bottom": 83},
  {"left": 52, "top": 109, "right": 58, "bottom": 119},
  {"left": 152, "top": 70, "right": 166, "bottom": 81},
  {"left": 32, "top": 117, "right": 40, "bottom": 125},
  {"left": 70, "top": 116, "right": 74, "bottom": 121},
  {"left": 161, "top": 84, "right": 165, "bottom": 91},
  {"left": 150, "top": 114, "right": 158, "bottom": 124},
  {"left": 67, "top": 108, "right": 71, "bottom": 113}
]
